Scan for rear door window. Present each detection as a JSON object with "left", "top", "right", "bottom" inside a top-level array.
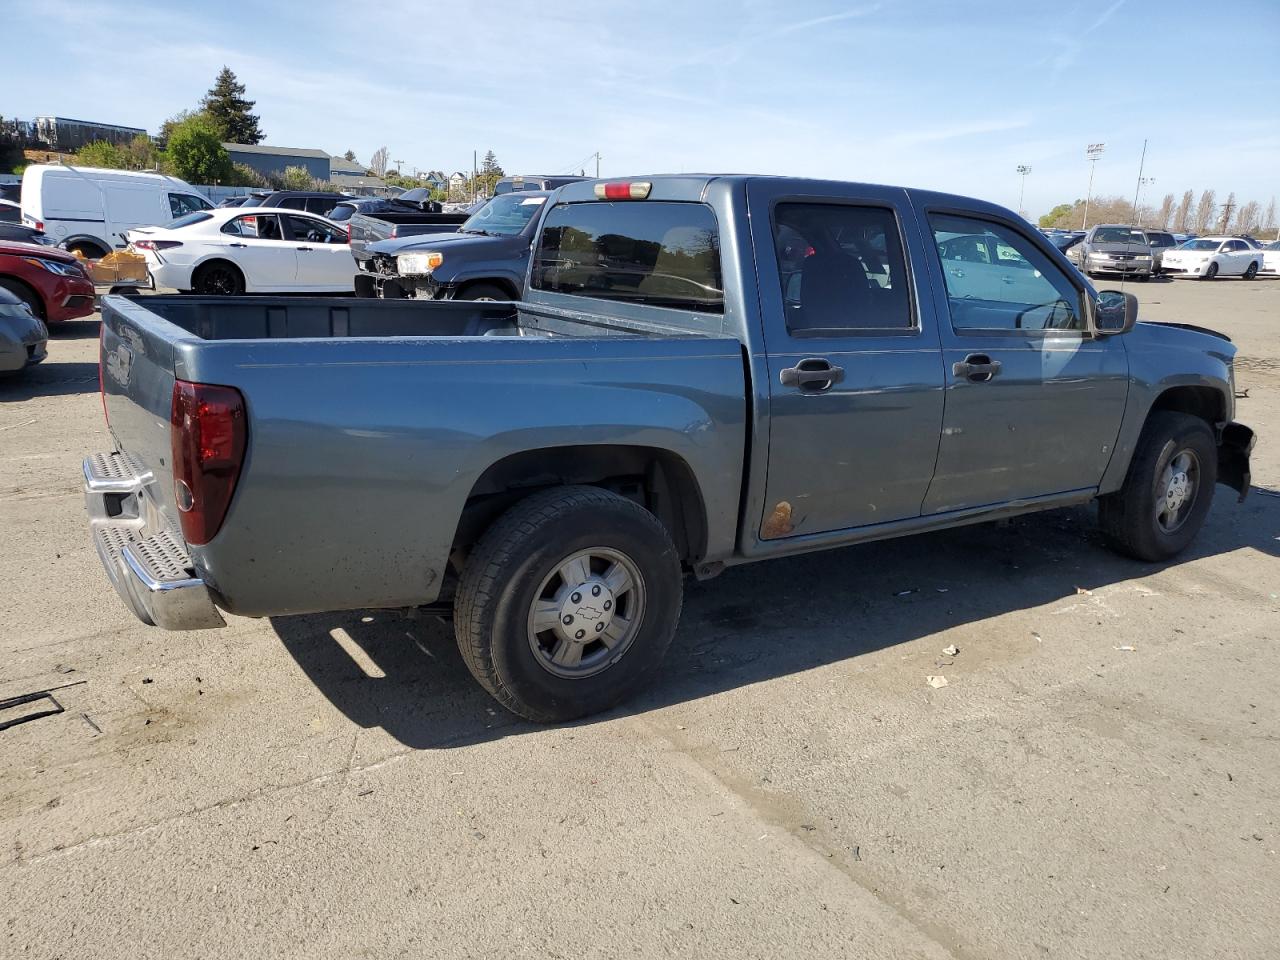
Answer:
[
  {"left": 223, "top": 214, "right": 283, "bottom": 239},
  {"left": 772, "top": 202, "right": 912, "bottom": 332},
  {"left": 532, "top": 201, "right": 723, "bottom": 313},
  {"left": 286, "top": 215, "right": 343, "bottom": 243}
]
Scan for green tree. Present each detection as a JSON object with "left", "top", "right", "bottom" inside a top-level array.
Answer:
[
  {"left": 0, "top": 114, "right": 25, "bottom": 173},
  {"left": 280, "top": 165, "right": 314, "bottom": 190},
  {"left": 228, "top": 162, "right": 266, "bottom": 187},
  {"left": 343, "top": 149, "right": 357, "bottom": 162},
  {"left": 1038, "top": 203, "right": 1073, "bottom": 227},
  {"left": 164, "top": 116, "right": 234, "bottom": 183},
  {"left": 75, "top": 140, "right": 127, "bottom": 169},
  {"left": 201, "top": 67, "right": 264, "bottom": 145}
]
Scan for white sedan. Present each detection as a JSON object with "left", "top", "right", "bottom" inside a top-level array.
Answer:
[
  {"left": 1260, "top": 240, "right": 1280, "bottom": 277},
  {"left": 126, "top": 207, "right": 354, "bottom": 294},
  {"left": 1160, "top": 236, "right": 1263, "bottom": 281}
]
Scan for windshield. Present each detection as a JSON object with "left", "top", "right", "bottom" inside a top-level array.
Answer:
[
  {"left": 165, "top": 212, "right": 214, "bottom": 229},
  {"left": 1180, "top": 239, "right": 1221, "bottom": 251},
  {"left": 1092, "top": 227, "right": 1147, "bottom": 245},
  {"left": 396, "top": 187, "right": 431, "bottom": 204},
  {"left": 1146, "top": 232, "right": 1175, "bottom": 247},
  {"left": 460, "top": 194, "right": 547, "bottom": 236},
  {"left": 327, "top": 203, "right": 358, "bottom": 222}
]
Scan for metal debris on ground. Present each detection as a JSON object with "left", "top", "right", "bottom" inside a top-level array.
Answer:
[
  {"left": 1113, "top": 645, "right": 1136, "bottom": 652},
  {"left": 0, "top": 680, "right": 87, "bottom": 732},
  {"left": 942, "top": 644, "right": 959, "bottom": 657},
  {"left": 1075, "top": 586, "right": 1093, "bottom": 595},
  {"left": 926, "top": 675, "right": 949, "bottom": 689}
]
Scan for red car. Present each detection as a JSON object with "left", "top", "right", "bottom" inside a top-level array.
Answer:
[{"left": 0, "top": 240, "right": 96, "bottom": 323}]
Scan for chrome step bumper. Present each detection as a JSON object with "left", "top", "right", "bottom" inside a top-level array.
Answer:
[{"left": 84, "top": 452, "right": 225, "bottom": 630}]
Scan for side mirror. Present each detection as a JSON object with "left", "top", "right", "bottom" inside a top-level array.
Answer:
[{"left": 1094, "top": 289, "right": 1138, "bottom": 335}]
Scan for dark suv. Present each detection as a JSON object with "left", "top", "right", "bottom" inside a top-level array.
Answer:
[{"left": 251, "top": 191, "right": 353, "bottom": 217}]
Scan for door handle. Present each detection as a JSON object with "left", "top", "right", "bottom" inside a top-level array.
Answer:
[
  {"left": 228, "top": 242, "right": 247, "bottom": 248},
  {"left": 952, "top": 354, "right": 1002, "bottom": 382},
  {"left": 296, "top": 246, "right": 313, "bottom": 251},
  {"left": 780, "top": 358, "right": 844, "bottom": 391}
]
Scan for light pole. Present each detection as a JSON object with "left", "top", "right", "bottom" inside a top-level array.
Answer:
[
  {"left": 1082, "top": 142, "right": 1105, "bottom": 230},
  {"left": 1016, "top": 165, "right": 1031, "bottom": 218}
]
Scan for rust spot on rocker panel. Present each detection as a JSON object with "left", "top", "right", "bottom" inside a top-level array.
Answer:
[{"left": 761, "top": 501, "right": 794, "bottom": 540}]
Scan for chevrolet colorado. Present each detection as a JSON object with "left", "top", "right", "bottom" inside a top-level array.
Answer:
[{"left": 85, "top": 175, "right": 1254, "bottom": 721}]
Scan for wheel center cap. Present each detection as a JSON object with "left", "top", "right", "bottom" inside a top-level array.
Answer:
[
  {"left": 557, "top": 579, "right": 615, "bottom": 642},
  {"left": 1166, "top": 473, "right": 1190, "bottom": 511}
]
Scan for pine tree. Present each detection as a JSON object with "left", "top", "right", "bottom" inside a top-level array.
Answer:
[{"left": 201, "top": 67, "right": 264, "bottom": 145}]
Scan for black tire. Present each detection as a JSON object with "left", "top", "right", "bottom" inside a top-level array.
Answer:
[
  {"left": 1243, "top": 262, "right": 1258, "bottom": 280},
  {"left": 1200, "top": 262, "right": 1219, "bottom": 281},
  {"left": 454, "top": 485, "right": 683, "bottom": 722},
  {"left": 455, "top": 282, "right": 512, "bottom": 302},
  {"left": 1137, "top": 273, "right": 1150, "bottom": 282},
  {"left": 1098, "top": 411, "right": 1217, "bottom": 562},
  {"left": 0, "top": 277, "right": 44, "bottom": 320},
  {"left": 192, "top": 260, "right": 245, "bottom": 295}
]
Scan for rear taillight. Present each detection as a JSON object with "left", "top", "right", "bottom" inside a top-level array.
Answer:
[
  {"left": 170, "top": 380, "right": 247, "bottom": 546},
  {"left": 346, "top": 223, "right": 352, "bottom": 242},
  {"left": 132, "top": 239, "right": 182, "bottom": 251}
]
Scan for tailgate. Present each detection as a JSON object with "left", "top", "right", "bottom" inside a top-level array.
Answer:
[{"left": 99, "top": 296, "right": 187, "bottom": 525}]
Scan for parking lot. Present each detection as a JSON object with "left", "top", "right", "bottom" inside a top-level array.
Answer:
[{"left": 2, "top": 277, "right": 1278, "bottom": 958}]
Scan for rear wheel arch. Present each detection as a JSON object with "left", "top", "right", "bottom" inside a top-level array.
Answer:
[
  {"left": 63, "top": 236, "right": 109, "bottom": 259},
  {"left": 450, "top": 445, "right": 709, "bottom": 571},
  {"left": 191, "top": 258, "right": 246, "bottom": 295}
]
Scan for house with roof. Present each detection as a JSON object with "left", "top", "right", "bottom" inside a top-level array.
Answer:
[
  {"left": 223, "top": 142, "right": 331, "bottom": 181},
  {"left": 418, "top": 170, "right": 447, "bottom": 193},
  {"left": 329, "top": 154, "right": 386, "bottom": 194},
  {"left": 447, "top": 171, "right": 469, "bottom": 200}
]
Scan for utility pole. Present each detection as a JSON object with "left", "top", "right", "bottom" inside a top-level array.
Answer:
[
  {"left": 1016, "top": 165, "right": 1031, "bottom": 218},
  {"left": 1219, "top": 196, "right": 1236, "bottom": 235},
  {"left": 1082, "top": 142, "right": 1105, "bottom": 230},
  {"left": 473, "top": 149, "right": 478, "bottom": 203},
  {"left": 1129, "top": 139, "right": 1149, "bottom": 224}
]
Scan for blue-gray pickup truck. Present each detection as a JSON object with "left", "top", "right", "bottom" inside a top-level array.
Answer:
[{"left": 85, "top": 174, "right": 1255, "bottom": 722}]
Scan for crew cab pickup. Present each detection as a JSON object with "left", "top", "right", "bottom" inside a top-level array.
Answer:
[
  {"left": 86, "top": 175, "right": 1255, "bottom": 722},
  {"left": 344, "top": 194, "right": 468, "bottom": 256},
  {"left": 353, "top": 191, "right": 551, "bottom": 301}
]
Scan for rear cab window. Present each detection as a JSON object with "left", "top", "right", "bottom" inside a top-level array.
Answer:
[{"left": 531, "top": 201, "right": 723, "bottom": 314}]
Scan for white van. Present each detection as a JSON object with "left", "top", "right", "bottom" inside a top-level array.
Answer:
[{"left": 20, "top": 165, "right": 214, "bottom": 258}]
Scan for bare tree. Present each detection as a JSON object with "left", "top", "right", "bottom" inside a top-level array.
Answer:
[
  {"left": 369, "top": 146, "right": 389, "bottom": 178},
  {"left": 1156, "top": 193, "right": 1175, "bottom": 229},
  {"left": 1175, "top": 190, "right": 1194, "bottom": 232},
  {"left": 1234, "top": 200, "right": 1261, "bottom": 235},
  {"left": 1192, "top": 189, "right": 1216, "bottom": 234},
  {"left": 1217, "top": 192, "right": 1237, "bottom": 234},
  {"left": 1264, "top": 197, "right": 1277, "bottom": 233}
]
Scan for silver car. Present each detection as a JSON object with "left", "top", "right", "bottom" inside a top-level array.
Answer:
[{"left": 1067, "top": 224, "right": 1155, "bottom": 280}]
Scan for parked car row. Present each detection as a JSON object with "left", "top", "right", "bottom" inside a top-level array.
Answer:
[{"left": 1059, "top": 223, "right": 1270, "bottom": 281}]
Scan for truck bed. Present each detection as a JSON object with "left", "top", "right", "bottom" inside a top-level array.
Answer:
[{"left": 96, "top": 294, "right": 748, "bottom": 619}]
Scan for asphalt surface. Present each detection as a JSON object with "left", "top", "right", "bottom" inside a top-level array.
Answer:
[{"left": 2, "top": 276, "right": 1278, "bottom": 959}]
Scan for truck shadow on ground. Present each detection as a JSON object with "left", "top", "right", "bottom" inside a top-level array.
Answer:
[
  {"left": 270, "top": 491, "right": 1279, "bottom": 750},
  {"left": 0, "top": 361, "right": 101, "bottom": 399}
]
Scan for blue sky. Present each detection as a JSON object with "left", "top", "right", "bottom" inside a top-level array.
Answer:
[{"left": 6, "top": 0, "right": 1278, "bottom": 218}]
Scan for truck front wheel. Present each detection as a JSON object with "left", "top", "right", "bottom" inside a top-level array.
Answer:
[
  {"left": 454, "top": 485, "right": 683, "bottom": 722},
  {"left": 1097, "top": 411, "right": 1217, "bottom": 561}
]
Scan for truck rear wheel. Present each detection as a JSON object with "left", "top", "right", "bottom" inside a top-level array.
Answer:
[
  {"left": 1098, "top": 411, "right": 1217, "bottom": 561},
  {"left": 454, "top": 485, "right": 683, "bottom": 722}
]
